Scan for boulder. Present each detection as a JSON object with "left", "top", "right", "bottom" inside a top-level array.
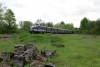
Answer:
[
  {"left": 14, "top": 45, "right": 25, "bottom": 56},
  {"left": 24, "top": 43, "right": 34, "bottom": 50},
  {"left": 0, "top": 58, "right": 3, "bottom": 62},
  {"left": 42, "top": 63, "right": 55, "bottom": 67},
  {"left": 11, "top": 55, "right": 25, "bottom": 67},
  {"left": 0, "top": 52, "right": 12, "bottom": 62},
  {"left": 41, "top": 50, "right": 56, "bottom": 57},
  {"left": 23, "top": 48, "right": 37, "bottom": 63},
  {"left": 52, "top": 44, "right": 65, "bottom": 47},
  {"left": 14, "top": 45, "right": 24, "bottom": 52},
  {"left": 36, "top": 55, "right": 47, "bottom": 62}
]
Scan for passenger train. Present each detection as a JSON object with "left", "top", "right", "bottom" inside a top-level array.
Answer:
[{"left": 29, "top": 24, "right": 74, "bottom": 34}]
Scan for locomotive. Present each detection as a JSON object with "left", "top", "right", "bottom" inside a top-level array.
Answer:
[{"left": 29, "top": 24, "right": 74, "bottom": 34}]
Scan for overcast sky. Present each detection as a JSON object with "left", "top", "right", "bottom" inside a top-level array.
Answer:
[{"left": 1, "top": 0, "right": 100, "bottom": 27}]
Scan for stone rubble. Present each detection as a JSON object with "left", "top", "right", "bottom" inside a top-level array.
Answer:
[{"left": 0, "top": 43, "right": 56, "bottom": 67}]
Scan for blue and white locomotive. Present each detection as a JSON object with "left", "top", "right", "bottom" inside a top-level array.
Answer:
[{"left": 29, "top": 24, "right": 74, "bottom": 34}]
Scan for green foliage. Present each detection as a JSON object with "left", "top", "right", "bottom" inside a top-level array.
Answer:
[
  {"left": 54, "top": 21, "right": 74, "bottom": 30},
  {"left": 54, "top": 21, "right": 66, "bottom": 29},
  {"left": 19, "top": 21, "right": 32, "bottom": 32},
  {"left": 0, "top": 3, "right": 18, "bottom": 34},
  {"left": 94, "top": 19, "right": 100, "bottom": 35},
  {"left": 40, "top": 22, "right": 46, "bottom": 26},
  {"left": 34, "top": 19, "right": 53, "bottom": 27},
  {"left": 74, "top": 27, "right": 79, "bottom": 33},
  {"left": 80, "top": 17, "right": 89, "bottom": 34},
  {"left": 54, "top": 23, "right": 61, "bottom": 28},
  {"left": 17, "top": 33, "right": 63, "bottom": 44},
  {"left": 0, "top": 3, "right": 6, "bottom": 34},
  {"left": 4, "top": 9, "right": 18, "bottom": 33},
  {"left": 60, "top": 21, "right": 65, "bottom": 25},
  {"left": 46, "top": 22, "right": 53, "bottom": 27},
  {"left": 1, "top": 34, "right": 100, "bottom": 67},
  {"left": 35, "top": 19, "right": 42, "bottom": 24},
  {"left": 80, "top": 17, "right": 89, "bottom": 29},
  {"left": 50, "top": 35, "right": 63, "bottom": 44},
  {"left": 79, "top": 17, "right": 100, "bottom": 35},
  {"left": 65, "top": 23, "right": 74, "bottom": 30}
]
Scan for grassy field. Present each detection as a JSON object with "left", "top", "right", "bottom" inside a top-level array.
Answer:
[{"left": 0, "top": 33, "right": 100, "bottom": 67}]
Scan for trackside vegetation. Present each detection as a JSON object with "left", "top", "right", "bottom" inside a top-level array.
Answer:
[{"left": 0, "top": 33, "right": 100, "bottom": 67}]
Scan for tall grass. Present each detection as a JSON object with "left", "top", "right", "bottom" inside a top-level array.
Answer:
[{"left": 0, "top": 33, "right": 100, "bottom": 67}]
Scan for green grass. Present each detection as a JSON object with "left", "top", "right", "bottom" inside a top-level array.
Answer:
[{"left": 0, "top": 33, "right": 100, "bottom": 67}]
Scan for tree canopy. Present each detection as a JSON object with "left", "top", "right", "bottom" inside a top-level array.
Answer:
[
  {"left": 54, "top": 21, "right": 74, "bottom": 30},
  {"left": 19, "top": 21, "right": 32, "bottom": 32},
  {"left": 0, "top": 3, "right": 17, "bottom": 34},
  {"left": 78, "top": 17, "right": 100, "bottom": 35}
]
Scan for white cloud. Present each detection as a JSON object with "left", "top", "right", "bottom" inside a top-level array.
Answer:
[{"left": 1, "top": 0, "right": 100, "bottom": 27}]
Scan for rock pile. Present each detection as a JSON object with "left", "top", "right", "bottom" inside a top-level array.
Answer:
[{"left": 0, "top": 43, "right": 56, "bottom": 67}]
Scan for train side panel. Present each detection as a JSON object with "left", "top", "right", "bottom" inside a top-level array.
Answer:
[{"left": 29, "top": 25, "right": 74, "bottom": 34}]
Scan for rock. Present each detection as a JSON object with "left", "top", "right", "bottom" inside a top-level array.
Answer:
[
  {"left": 14, "top": 45, "right": 25, "bottom": 52},
  {"left": 41, "top": 50, "right": 56, "bottom": 57},
  {"left": 52, "top": 44, "right": 65, "bottom": 47},
  {"left": 0, "top": 58, "right": 3, "bottom": 63},
  {"left": 30, "top": 61, "right": 42, "bottom": 67},
  {"left": 36, "top": 55, "right": 48, "bottom": 62},
  {"left": 23, "top": 48, "right": 37, "bottom": 63},
  {"left": 0, "top": 43, "right": 57, "bottom": 67},
  {"left": 42, "top": 63, "right": 55, "bottom": 67},
  {"left": 24, "top": 43, "right": 34, "bottom": 50},
  {"left": 0, "top": 52, "right": 11, "bottom": 62},
  {"left": 14, "top": 45, "right": 25, "bottom": 56},
  {"left": 0, "top": 62, "right": 11, "bottom": 67},
  {"left": 11, "top": 55, "right": 25, "bottom": 67}
]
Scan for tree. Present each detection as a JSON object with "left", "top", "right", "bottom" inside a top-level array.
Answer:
[
  {"left": 79, "top": 17, "right": 89, "bottom": 34},
  {"left": 87, "top": 20, "right": 95, "bottom": 34},
  {"left": 46, "top": 22, "right": 53, "bottom": 27},
  {"left": 54, "top": 21, "right": 74, "bottom": 30},
  {"left": 4, "top": 9, "right": 18, "bottom": 33},
  {"left": 19, "top": 21, "right": 23, "bottom": 29},
  {"left": 0, "top": 3, "right": 17, "bottom": 34},
  {"left": 94, "top": 19, "right": 100, "bottom": 34},
  {"left": 65, "top": 23, "right": 74, "bottom": 30},
  {"left": 79, "top": 17, "right": 100, "bottom": 35},
  {"left": 74, "top": 27, "right": 79, "bottom": 33},
  {"left": 35, "top": 19, "right": 42, "bottom": 24},
  {"left": 60, "top": 21, "right": 65, "bottom": 25},
  {"left": 54, "top": 23, "right": 61, "bottom": 28},
  {"left": 0, "top": 3, "right": 6, "bottom": 33},
  {"left": 54, "top": 21, "right": 66, "bottom": 29},
  {"left": 0, "top": 21, "right": 6, "bottom": 33},
  {"left": 40, "top": 22, "right": 46, "bottom": 26},
  {"left": 19, "top": 21, "right": 32, "bottom": 32},
  {"left": 60, "top": 21, "right": 66, "bottom": 29}
]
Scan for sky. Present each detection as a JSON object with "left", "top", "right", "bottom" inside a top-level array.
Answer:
[{"left": 1, "top": 0, "right": 100, "bottom": 27}]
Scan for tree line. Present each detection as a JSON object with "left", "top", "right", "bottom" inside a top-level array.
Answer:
[
  {"left": 0, "top": 3, "right": 100, "bottom": 35},
  {"left": 74, "top": 17, "right": 100, "bottom": 35}
]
